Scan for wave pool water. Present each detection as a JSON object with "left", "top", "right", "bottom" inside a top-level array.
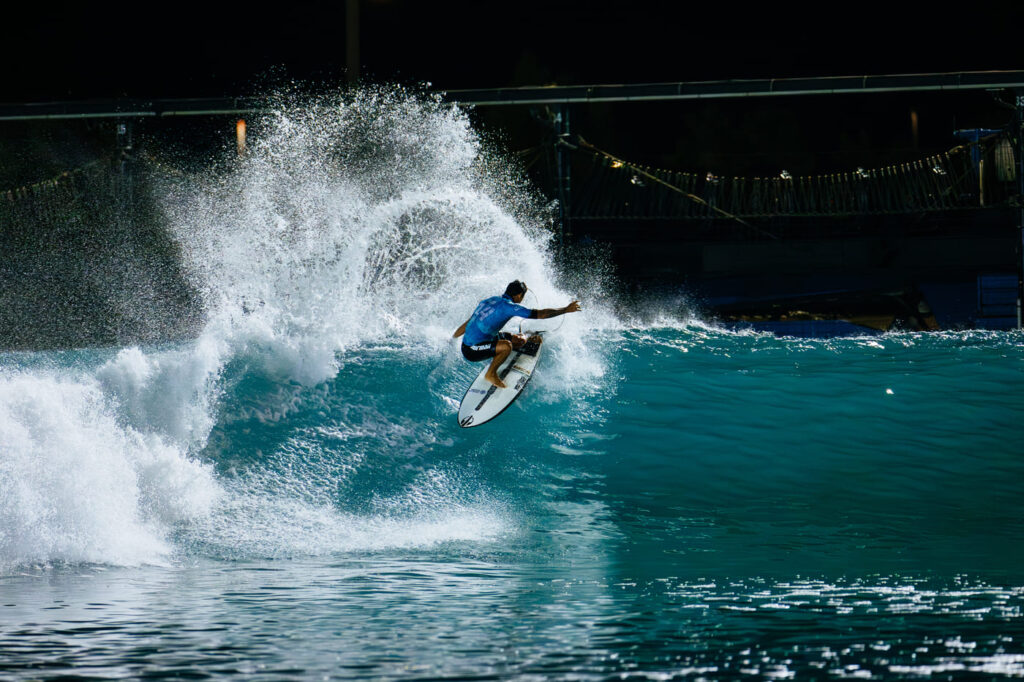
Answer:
[{"left": 1, "top": 87, "right": 1023, "bottom": 680}]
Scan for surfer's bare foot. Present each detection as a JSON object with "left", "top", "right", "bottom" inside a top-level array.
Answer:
[{"left": 485, "top": 374, "right": 507, "bottom": 389}]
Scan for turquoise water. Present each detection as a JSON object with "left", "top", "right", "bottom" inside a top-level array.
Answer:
[{"left": 2, "top": 89, "right": 1024, "bottom": 679}]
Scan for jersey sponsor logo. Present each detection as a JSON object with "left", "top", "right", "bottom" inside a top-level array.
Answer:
[{"left": 464, "top": 296, "right": 531, "bottom": 346}]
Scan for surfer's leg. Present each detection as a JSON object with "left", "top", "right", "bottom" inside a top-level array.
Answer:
[{"left": 484, "top": 340, "right": 512, "bottom": 388}]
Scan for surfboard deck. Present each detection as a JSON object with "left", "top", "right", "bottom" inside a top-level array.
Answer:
[{"left": 457, "top": 334, "right": 543, "bottom": 428}]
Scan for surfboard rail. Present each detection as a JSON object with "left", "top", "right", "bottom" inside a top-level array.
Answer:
[{"left": 457, "top": 334, "right": 543, "bottom": 428}]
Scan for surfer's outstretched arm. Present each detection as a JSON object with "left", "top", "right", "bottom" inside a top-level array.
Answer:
[
  {"left": 530, "top": 300, "right": 581, "bottom": 320},
  {"left": 453, "top": 318, "right": 470, "bottom": 338}
]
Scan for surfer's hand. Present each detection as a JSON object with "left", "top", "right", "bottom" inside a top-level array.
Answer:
[
  {"left": 511, "top": 334, "right": 527, "bottom": 349},
  {"left": 564, "top": 300, "right": 581, "bottom": 313}
]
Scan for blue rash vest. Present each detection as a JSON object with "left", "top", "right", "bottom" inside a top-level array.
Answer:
[{"left": 462, "top": 295, "right": 533, "bottom": 346}]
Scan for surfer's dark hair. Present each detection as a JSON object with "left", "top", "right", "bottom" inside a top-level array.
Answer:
[{"left": 504, "top": 280, "right": 527, "bottom": 297}]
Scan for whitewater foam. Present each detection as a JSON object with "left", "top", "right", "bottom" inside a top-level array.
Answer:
[
  {"left": 1, "top": 85, "right": 629, "bottom": 570},
  {"left": 0, "top": 369, "right": 218, "bottom": 569},
  {"left": 179, "top": 462, "right": 507, "bottom": 560}
]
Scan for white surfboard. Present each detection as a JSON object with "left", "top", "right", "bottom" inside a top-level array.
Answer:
[{"left": 457, "top": 334, "right": 544, "bottom": 428}]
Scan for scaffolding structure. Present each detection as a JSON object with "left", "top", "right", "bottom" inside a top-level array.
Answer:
[{"left": 2, "top": 71, "right": 1024, "bottom": 327}]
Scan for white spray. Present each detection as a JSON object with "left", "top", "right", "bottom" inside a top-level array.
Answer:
[{"left": 0, "top": 85, "right": 618, "bottom": 569}]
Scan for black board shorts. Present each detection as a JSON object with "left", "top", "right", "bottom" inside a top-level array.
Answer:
[{"left": 461, "top": 332, "right": 513, "bottom": 362}]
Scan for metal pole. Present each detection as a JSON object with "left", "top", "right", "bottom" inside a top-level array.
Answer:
[
  {"left": 346, "top": 0, "right": 359, "bottom": 85},
  {"left": 116, "top": 119, "right": 134, "bottom": 233},
  {"left": 1017, "top": 92, "right": 1024, "bottom": 329},
  {"left": 116, "top": 120, "right": 132, "bottom": 175},
  {"left": 554, "top": 103, "right": 572, "bottom": 250}
]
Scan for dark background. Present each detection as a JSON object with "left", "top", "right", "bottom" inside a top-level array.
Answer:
[
  {"left": 2, "top": 2, "right": 1023, "bottom": 179},
  {"left": 0, "top": 1, "right": 1021, "bottom": 343},
  {"left": 3, "top": 1, "right": 1022, "bottom": 99}
]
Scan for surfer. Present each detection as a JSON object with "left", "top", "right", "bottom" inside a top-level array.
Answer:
[{"left": 453, "top": 280, "right": 581, "bottom": 389}]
